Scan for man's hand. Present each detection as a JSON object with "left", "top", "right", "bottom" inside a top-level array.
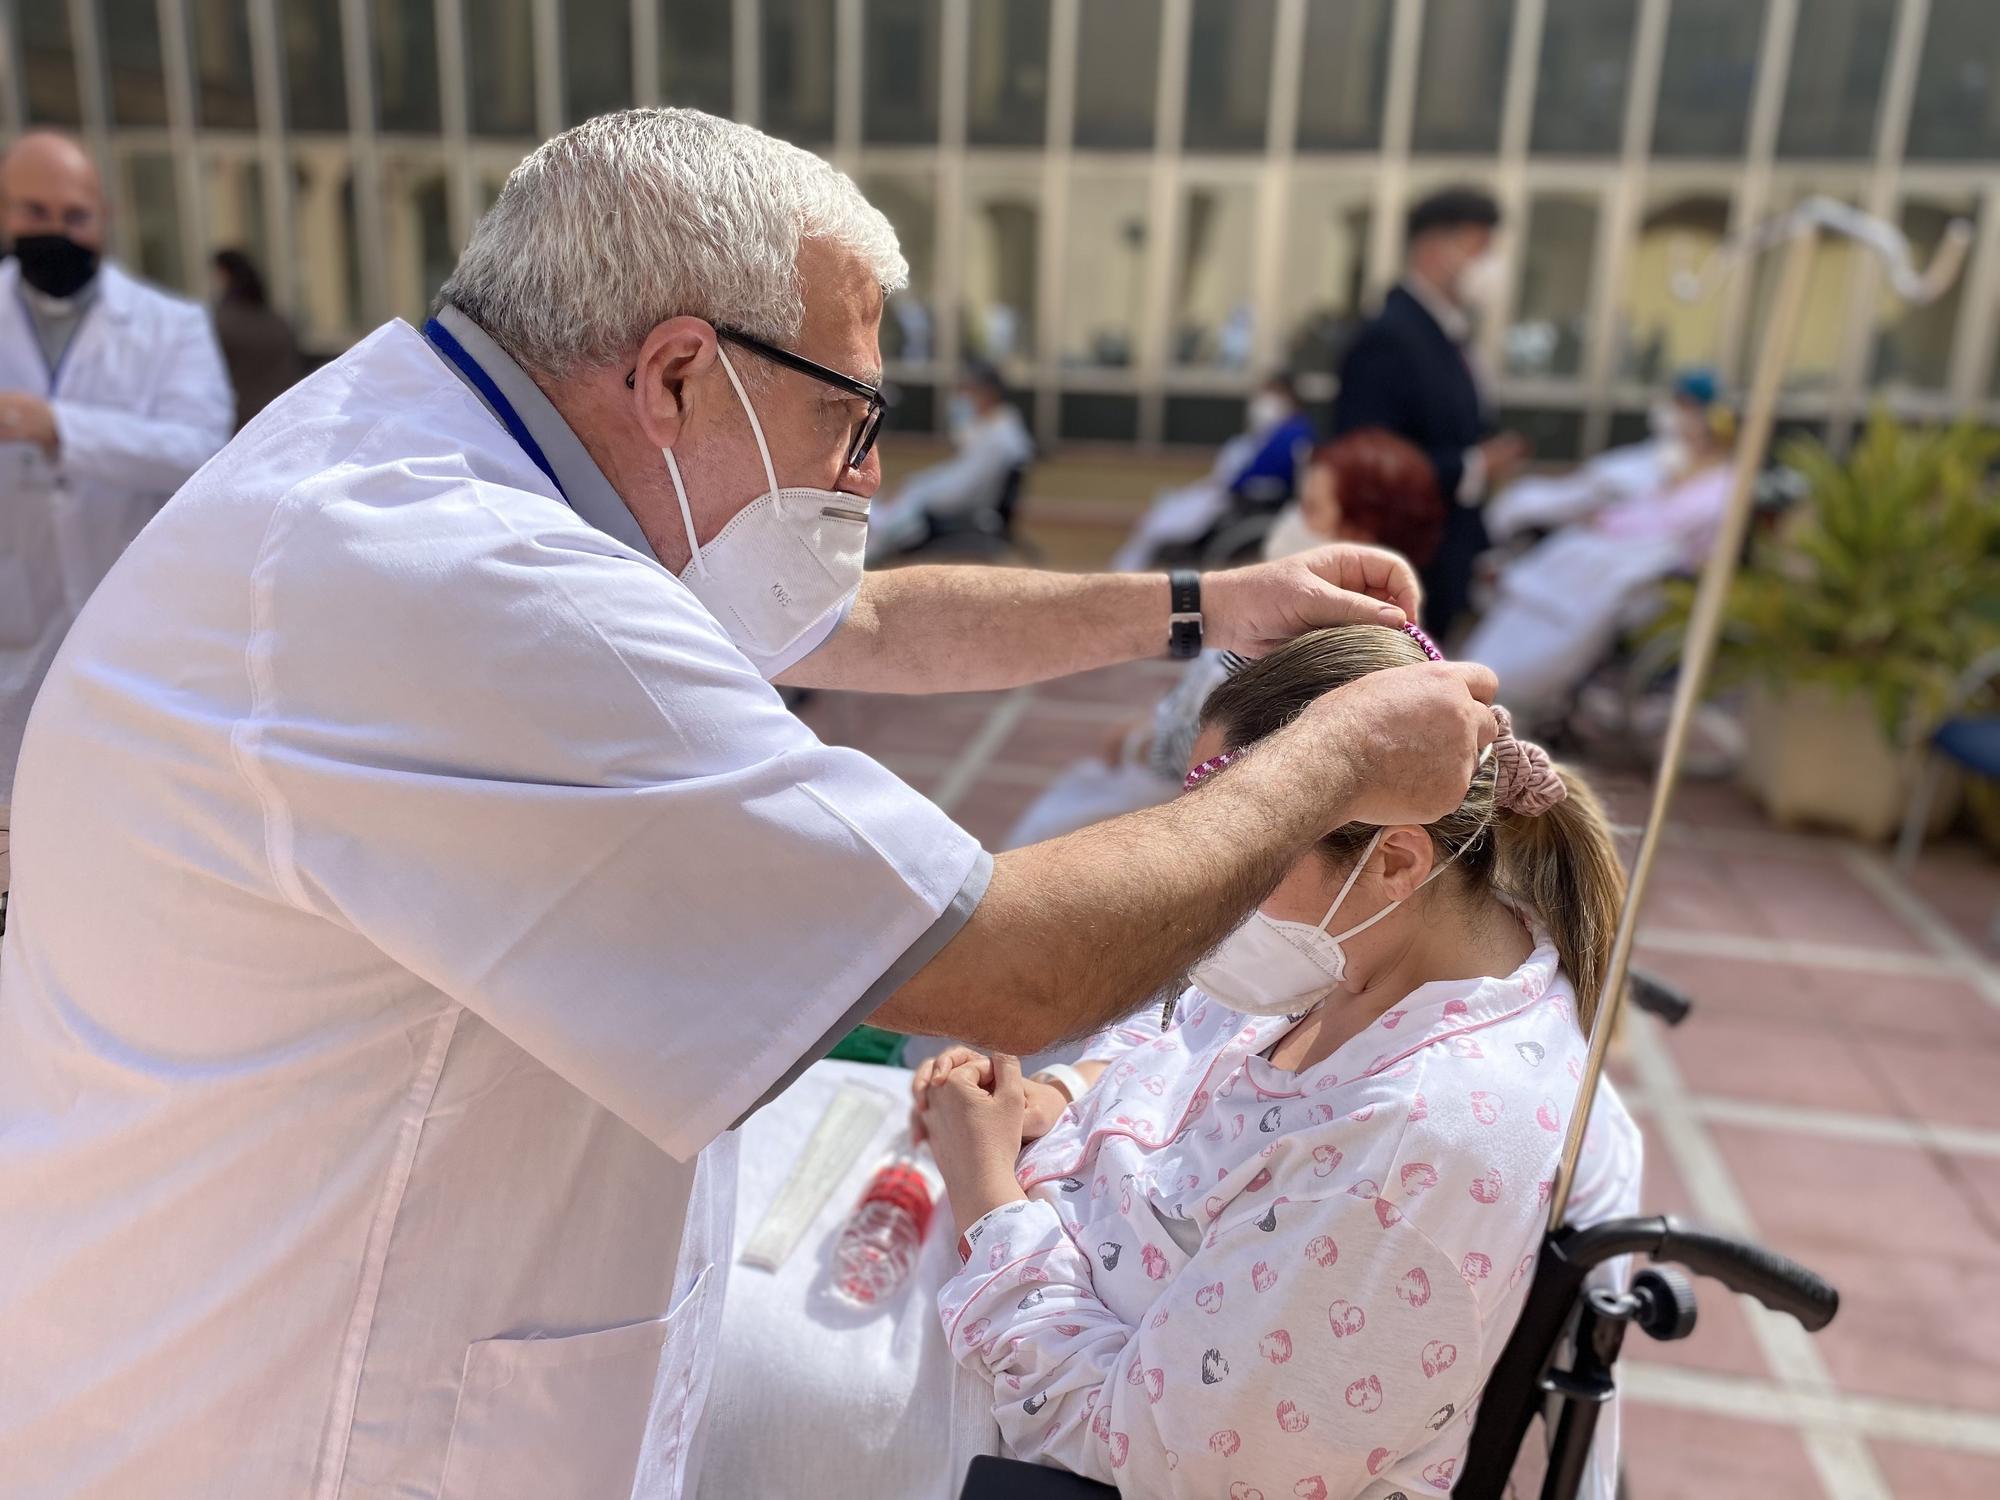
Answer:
[
  {"left": 0, "top": 392, "right": 57, "bottom": 454},
  {"left": 1286, "top": 660, "right": 1500, "bottom": 828},
  {"left": 918, "top": 1053, "right": 1030, "bottom": 1236},
  {"left": 1203, "top": 543, "right": 1422, "bottom": 657},
  {"left": 1477, "top": 432, "right": 1532, "bottom": 496}
]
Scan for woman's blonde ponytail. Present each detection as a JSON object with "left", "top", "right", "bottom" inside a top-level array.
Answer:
[{"left": 1494, "top": 766, "right": 1627, "bottom": 1034}]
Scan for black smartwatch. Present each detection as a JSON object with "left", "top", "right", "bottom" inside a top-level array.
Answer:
[{"left": 1168, "top": 569, "right": 1203, "bottom": 659}]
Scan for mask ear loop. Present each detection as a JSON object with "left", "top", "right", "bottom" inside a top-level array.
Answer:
[
  {"left": 661, "top": 342, "right": 783, "bottom": 579},
  {"left": 1318, "top": 739, "right": 1501, "bottom": 942},
  {"left": 714, "top": 345, "right": 782, "bottom": 503}
]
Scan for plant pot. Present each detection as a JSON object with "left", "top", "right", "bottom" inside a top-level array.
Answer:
[{"left": 1738, "top": 681, "right": 1956, "bottom": 841}]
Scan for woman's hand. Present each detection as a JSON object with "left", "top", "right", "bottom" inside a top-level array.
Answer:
[
  {"left": 919, "top": 1053, "right": 1030, "bottom": 1236},
  {"left": 910, "top": 1047, "right": 1069, "bottom": 1146}
]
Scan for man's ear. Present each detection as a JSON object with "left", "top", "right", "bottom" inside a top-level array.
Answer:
[
  {"left": 631, "top": 316, "right": 720, "bottom": 451},
  {"left": 1375, "top": 826, "right": 1436, "bottom": 901}
]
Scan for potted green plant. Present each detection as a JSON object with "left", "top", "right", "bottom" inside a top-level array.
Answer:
[{"left": 1663, "top": 412, "right": 2000, "bottom": 839}]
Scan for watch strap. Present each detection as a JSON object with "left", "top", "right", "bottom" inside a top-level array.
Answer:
[{"left": 1168, "top": 569, "right": 1203, "bottom": 659}]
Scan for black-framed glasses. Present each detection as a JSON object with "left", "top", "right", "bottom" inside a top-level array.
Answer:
[{"left": 627, "top": 327, "right": 888, "bottom": 473}]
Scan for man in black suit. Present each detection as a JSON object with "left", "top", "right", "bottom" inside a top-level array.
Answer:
[{"left": 1331, "top": 187, "right": 1530, "bottom": 638}]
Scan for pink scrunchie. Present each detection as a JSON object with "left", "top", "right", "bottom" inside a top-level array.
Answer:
[{"left": 1490, "top": 706, "right": 1567, "bottom": 816}]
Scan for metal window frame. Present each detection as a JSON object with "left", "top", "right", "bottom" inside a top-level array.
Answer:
[{"left": 35, "top": 0, "right": 2000, "bottom": 446}]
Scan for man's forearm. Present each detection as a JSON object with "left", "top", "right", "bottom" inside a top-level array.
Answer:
[
  {"left": 874, "top": 724, "right": 1355, "bottom": 1052},
  {"left": 778, "top": 566, "right": 1173, "bottom": 693}
]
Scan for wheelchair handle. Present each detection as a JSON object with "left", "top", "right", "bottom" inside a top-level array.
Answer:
[
  {"left": 1628, "top": 967, "right": 1693, "bottom": 1027},
  {"left": 1558, "top": 1214, "right": 1839, "bottom": 1332}
]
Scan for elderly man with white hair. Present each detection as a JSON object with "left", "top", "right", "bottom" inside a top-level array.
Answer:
[{"left": 0, "top": 112, "right": 1496, "bottom": 1500}]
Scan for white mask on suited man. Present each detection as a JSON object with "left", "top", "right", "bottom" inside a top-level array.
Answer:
[
  {"left": 662, "top": 344, "right": 868, "bottom": 680},
  {"left": 1455, "top": 248, "right": 1509, "bottom": 313}
]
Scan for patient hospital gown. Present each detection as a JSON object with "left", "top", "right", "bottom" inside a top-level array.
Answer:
[{"left": 938, "top": 933, "right": 1640, "bottom": 1498}]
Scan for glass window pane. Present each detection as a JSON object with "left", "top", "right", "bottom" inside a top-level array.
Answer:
[
  {"left": 192, "top": 0, "right": 260, "bottom": 130},
  {"left": 863, "top": 0, "right": 940, "bottom": 144},
  {"left": 763, "top": 0, "right": 835, "bottom": 145},
  {"left": 859, "top": 173, "right": 936, "bottom": 363},
  {"left": 1296, "top": 0, "right": 1391, "bottom": 152},
  {"left": 1172, "top": 182, "right": 1257, "bottom": 368},
  {"left": 201, "top": 154, "right": 270, "bottom": 279},
  {"left": 102, "top": 0, "right": 171, "bottom": 126},
  {"left": 382, "top": 156, "right": 454, "bottom": 325},
  {"left": 282, "top": 0, "right": 349, "bottom": 132},
  {"left": 1278, "top": 179, "right": 1372, "bottom": 373},
  {"left": 1412, "top": 0, "right": 1512, "bottom": 154},
  {"left": 123, "top": 154, "right": 185, "bottom": 289},
  {"left": 968, "top": 0, "right": 1049, "bottom": 147},
  {"left": 661, "top": 0, "right": 735, "bottom": 116},
  {"left": 1652, "top": 0, "right": 1764, "bottom": 158},
  {"left": 1746, "top": 177, "right": 1867, "bottom": 389},
  {"left": 375, "top": 0, "right": 439, "bottom": 133},
  {"left": 1906, "top": 0, "right": 2000, "bottom": 160},
  {"left": 470, "top": 0, "right": 537, "bottom": 137},
  {"left": 1074, "top": 0, "right": 1159, "bottom": 151},
  {"left": 1617, "top": 190, "right": 1731, "bottom": 382},
  {"left": 293, "top": 152, "right": 364, "bottom": 342},
  {"left": 1503, "top": 193, "right": 1597, "bottom": 378},
  {"left": 1530, "top": 0, "right": 1635, "bottom": 156},
  {"left": 1776, "top": 0, "right": 1896, "bottom": 158},
  {"left": 1871, "top": 196, "right": 1980, "bottom": 392},
  {"left": 963, "top": 176, "right": 1041, "bottom": 365},
  {"left": 1062, "top": 175, "right": 1149, "bottom": 367},
  {"left": 21, "top": 3, "right": 84, "bottom": 125},
  {"left": 1183, "top": 0, "right": 1273, "bottom": 154},
  {"left": 565, "top": 0, "right": 633, "bottom": 123}
]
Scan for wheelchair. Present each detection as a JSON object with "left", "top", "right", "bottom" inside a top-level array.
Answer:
[
  {"left": 888, "top": 464, "right": 1044, "bottom": 567},
  {"left": 956, "top": 967, "right": 1840, "bottom": 1500}
]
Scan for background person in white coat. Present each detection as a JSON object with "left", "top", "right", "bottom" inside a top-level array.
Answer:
[
  {"left": 0, "top": 131, "right": 233, "bottom": 901},
  {"left": 0, "top": 110, "right": 1496, "bottom": 1500}
]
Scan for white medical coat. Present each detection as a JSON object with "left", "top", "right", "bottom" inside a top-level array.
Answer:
[
  {"left": 0, "top": 258, "right": 233, "bottom": 805},
  {"left": 0, "top": 314, "right": 988, "bottom": 1499}
]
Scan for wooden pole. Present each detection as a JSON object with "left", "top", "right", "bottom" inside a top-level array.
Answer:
[{"left": 1547, "top": 222, "right": 1822, "bottom": 1232}]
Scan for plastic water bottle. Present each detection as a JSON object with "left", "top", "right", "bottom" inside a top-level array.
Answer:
[{"left": 831, "top": 1147, "right": 941, "bottom": 1306}]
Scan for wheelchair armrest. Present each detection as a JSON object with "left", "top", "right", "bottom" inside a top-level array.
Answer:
[{"left": 960, "top": 1456, "right": 1119, "bottom": 1500}]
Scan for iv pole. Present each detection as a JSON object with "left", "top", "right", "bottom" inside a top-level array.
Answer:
[{"left": 1544, "top": 198, "right": 1974, "bottom": 1232}]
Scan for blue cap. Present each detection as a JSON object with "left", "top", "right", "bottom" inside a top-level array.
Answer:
[{"left": 1672, "top": 367, "right": 1720, "bottom": 406}]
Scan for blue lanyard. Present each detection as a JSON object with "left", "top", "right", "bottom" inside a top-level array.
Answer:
[
  {"left": 17, "top": 289, "right": 94, "bottom": 397},
  {"left": 422, "top": 317, "right": 569, "bottom": 504}
]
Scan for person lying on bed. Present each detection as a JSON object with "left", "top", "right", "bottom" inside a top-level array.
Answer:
[{"left": 915, "top": 623, "right": 1642, "bottom": 1499}]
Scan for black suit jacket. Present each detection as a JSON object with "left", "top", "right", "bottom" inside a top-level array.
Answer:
[{"left": 1329, "top": 285, "right": 1493, "bottom": 635}]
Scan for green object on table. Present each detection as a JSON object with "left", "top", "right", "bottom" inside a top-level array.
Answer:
[{"left": 826, "top": 1023, "right": 909, "bottom": 1066}]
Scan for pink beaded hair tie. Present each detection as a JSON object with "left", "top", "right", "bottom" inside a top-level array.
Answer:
[
  {"left": 1401, "top": 621, "right": 1445, "bottom": 662},
  {"left": 1182, "top": 749, "right": 1241, "bottom": 790}
]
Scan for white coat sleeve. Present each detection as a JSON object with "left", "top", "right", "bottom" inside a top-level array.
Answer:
[
  {"left": 244, "top": 480, "right": 986, "bottom": 1163},
  {"left": 52, "top": 305, "right": 234, "bottom": 494},
  {"left": 938, "top": 1192, "right": 1483, "bottom": 1495}
]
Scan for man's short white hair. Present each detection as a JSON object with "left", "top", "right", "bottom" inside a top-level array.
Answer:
[{"left": 440, "top": 109, "right": 907, "bottom": 376}]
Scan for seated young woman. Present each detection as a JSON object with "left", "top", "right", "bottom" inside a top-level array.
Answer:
[
  {"left": 913, "top": 623, "right": 1640, "bottom": 1498},
  {"left": 695, "top": 623, "right": 1640, "bottom": 1500}
]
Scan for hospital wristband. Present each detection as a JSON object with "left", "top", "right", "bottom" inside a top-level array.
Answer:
[{"left": 1030, "top": 1064, "right": 1089, "bottom": 1106}]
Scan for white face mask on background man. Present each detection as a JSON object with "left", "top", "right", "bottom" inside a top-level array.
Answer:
[
  {"left": 662, "top": 345, "right": 868, "bottom": 679},
  {"left": 1454, "top": 247, "right": 1509, "bottom": 314},
  {"left": 1246, "top": 391, "right": 1293, "bottom": 433}
]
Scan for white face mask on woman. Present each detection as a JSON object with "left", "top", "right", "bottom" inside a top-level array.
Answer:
[
  {"left": 1189, "top": 815, "right": 1487, "bottom": 1017},
  {"left": 663, "top": 345, "right": 869, "bottom": 679}
]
